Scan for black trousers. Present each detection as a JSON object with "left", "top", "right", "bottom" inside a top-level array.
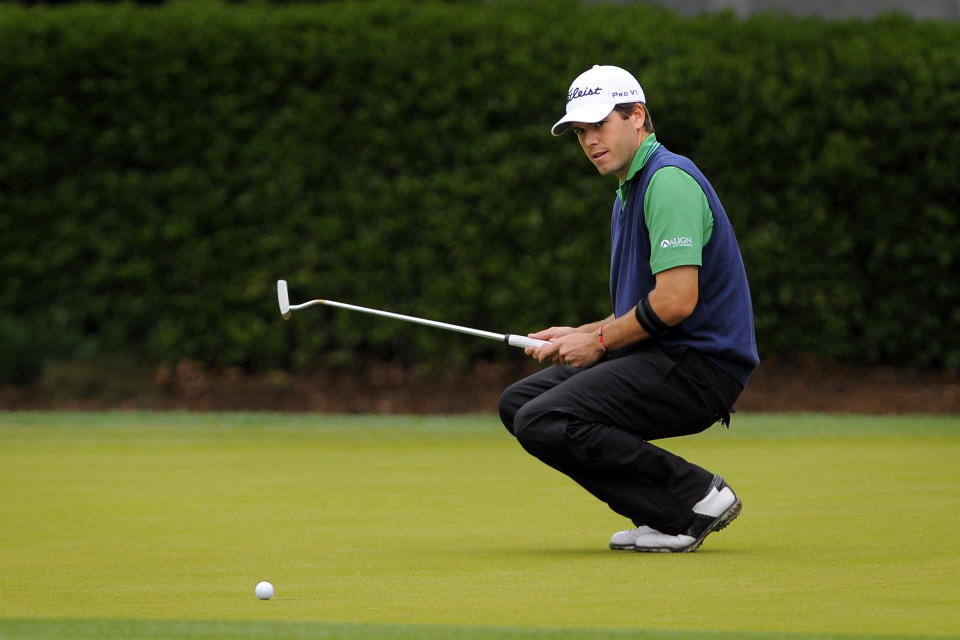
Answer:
[{"left": 498, "top": 343, "right": 743, "bottom": 535}]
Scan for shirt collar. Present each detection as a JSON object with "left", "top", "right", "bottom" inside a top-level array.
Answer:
[{"left": 617, "top": 133, "right": 660, "bottom": 203}]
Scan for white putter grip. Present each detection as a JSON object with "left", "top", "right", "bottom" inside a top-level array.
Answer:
[{"left": 505, "top": 335, "right": 550, "bottom": 350}]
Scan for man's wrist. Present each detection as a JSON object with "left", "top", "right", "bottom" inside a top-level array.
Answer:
[{"left": 597, "top": 326, "right": 608, "bottom": 353}]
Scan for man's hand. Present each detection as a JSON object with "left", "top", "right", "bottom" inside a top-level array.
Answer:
[
  {"left": 523, "top": 326, "right": 574, "bottom": 360},
  {"left": 524, "top": 326, "right": 605, "bottom": 368},
  {"left": 521, "top": 266, "right": 699, "bottom": 366},
  {"left": 527, "top": 326, "right": 579, "bottom": 343}
]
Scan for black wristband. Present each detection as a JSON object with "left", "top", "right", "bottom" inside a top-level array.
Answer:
[{"left": 634, "top": 297, "right": 671, "bottom": 337}]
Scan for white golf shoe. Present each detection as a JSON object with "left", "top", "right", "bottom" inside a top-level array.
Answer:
[
  {"left": 632, "top": 528, "right": 697, "bottom": 552},
  {"left": 609, "top": 525, "right": 659, "bottom": 550},
  {"left": 611, "top": 476, "right": 742, "bottom": 553}
]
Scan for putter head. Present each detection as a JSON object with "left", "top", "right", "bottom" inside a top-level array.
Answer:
[{"left": 277, "top": 280, "right": 291, "bottom": 319}]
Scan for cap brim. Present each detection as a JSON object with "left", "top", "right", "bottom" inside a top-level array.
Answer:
[{"left": 551, "top": 103, "right": 616, "bottom": 136}]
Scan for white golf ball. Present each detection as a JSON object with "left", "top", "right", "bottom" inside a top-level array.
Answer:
[{"left": 255, "top": 581, "right": 274, "bottom": 600}]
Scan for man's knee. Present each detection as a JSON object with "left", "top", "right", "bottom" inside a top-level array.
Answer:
[
  {"left": 511, "top": 403, "right": 565, "bottom": 457},
  {"left": 498, "top": 381, "right": 529, "bottom": 435},
  {"left": 500, "top": 386, "right": 563, "bottom": 450},
  {"left": 499, "top": 366, "right": 577, "bottom": 435}
]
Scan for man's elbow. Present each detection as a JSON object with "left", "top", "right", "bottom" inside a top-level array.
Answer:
[
  {"left": 666, "top": 294, "right": 698, "bottom": 326},
  {"left": 653, "top": 286, "right": 698, "bottom": 326}
]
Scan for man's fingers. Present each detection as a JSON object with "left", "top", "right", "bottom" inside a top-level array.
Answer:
[
  {"left": 529, "top": 326, "right": 576, "bottom": 341},
  {"left": 535, "top": 342, "right": 559, "bottom": 363}
]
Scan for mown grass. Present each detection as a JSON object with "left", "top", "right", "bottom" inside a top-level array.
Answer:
[{"left": 1, "top": 412, "right": 958, "bottom": 639}]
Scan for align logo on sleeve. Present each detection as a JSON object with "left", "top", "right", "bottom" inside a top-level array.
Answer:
[{"left": 660, "top": 236, "right": 694, "bottom": 249}]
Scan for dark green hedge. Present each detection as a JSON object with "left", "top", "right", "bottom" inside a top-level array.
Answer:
[{"left": 1, "top": 1, "right": 957, "bottom": 382}]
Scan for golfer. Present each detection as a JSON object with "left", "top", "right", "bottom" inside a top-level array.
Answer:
[{"left": 499, "top": 65, "right": 759, "bottom": 552}]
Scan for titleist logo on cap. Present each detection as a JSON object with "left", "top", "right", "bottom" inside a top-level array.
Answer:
[{"left": 568, "top": 86, "right": 602, "bottom": 102}]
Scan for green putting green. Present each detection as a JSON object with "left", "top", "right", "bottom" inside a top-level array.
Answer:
[{"left": 1, "top": 412, "right": 958, "bottom": 639}]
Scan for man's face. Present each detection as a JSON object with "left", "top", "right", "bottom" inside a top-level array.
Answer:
[{"left": 572, "top": 108, "right": 644, "bottom": 181}]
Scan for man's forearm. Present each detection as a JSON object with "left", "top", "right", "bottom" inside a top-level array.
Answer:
[
  {"left": 594, "top": 311, "right": 650, "bottom": 352},
  {"left": 577, "top": 314, "right": 616, "bottom": 334}
]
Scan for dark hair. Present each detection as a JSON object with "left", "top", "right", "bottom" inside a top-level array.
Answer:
[{"left": 612, "top": 102, "right": 654, "bottom": 133}]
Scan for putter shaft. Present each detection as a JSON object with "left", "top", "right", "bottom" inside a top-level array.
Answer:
[{"left": 278, "top": 280, "right": 547, "bottom": 350}]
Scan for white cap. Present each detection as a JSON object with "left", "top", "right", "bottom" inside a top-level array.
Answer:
[{"left": 551, "top": 65, "right": 645, "bottom": 136}]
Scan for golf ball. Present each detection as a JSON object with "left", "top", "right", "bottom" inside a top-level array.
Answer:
[{"left": 255, "top": 581, "right": 274, "bottom": 600}]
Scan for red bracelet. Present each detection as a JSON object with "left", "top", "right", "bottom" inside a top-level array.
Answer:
[{"left": 598, "top": 325, "right": 608, "bottom": 352}]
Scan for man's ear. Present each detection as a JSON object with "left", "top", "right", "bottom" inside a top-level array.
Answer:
[{"left": 632, "top": 104, "right": 647, "bottom": 132}]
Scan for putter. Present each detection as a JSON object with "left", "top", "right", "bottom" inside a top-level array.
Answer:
[{"left": 277, "top": 280, "right": 548, "bottom": 350}]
